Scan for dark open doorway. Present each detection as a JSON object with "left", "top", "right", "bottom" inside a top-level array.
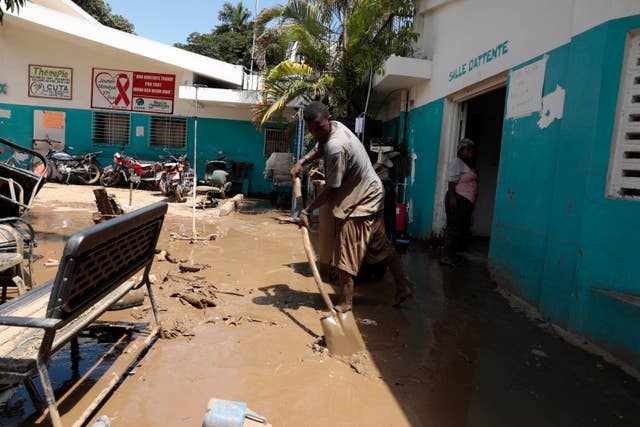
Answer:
[{"left": 462, "top": 87, "right": 506, "bottom": 240}]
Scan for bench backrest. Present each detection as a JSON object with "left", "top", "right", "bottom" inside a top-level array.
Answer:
[{"left": 46, "top": 202, "right": 168, "bottom": 325}]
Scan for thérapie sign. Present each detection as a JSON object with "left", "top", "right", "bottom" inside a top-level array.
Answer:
[
  {"left": 448, "top": 41, "right": 509, "bottom": 82},
  {"left": 28, "top": 65, "right": 72, "bottom": 100}
]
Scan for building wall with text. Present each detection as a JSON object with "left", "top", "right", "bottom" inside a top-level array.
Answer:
[
  {"left": 0, "top": 17, "right": 273, "bottom": 193},
  {"left": 395, "top": 3, "right": 640, "bottom": 368}
]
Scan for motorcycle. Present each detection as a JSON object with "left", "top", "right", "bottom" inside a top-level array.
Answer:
[
  {"left": 100, "top": 152, "right": 163, "bottom": 189},
  {"left": 158, "top": 153, "right": 192, "bottom": 202},
  {"left": 32, "top": 138, "right": 102, "bottom": 185}
]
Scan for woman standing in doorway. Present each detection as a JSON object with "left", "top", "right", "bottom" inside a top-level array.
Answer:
[{"left": 441, "top": 138, "right": 478, "bottom": 266}]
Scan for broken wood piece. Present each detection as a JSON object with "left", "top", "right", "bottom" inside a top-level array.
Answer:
[
  {"left": 43, "top": 259, "right": 59, "bottom": 267},
  {"left": 171, "top": 291, "right": 217, "bottom": 309},
  {"left": 179, "top": 263, "right": 208, "bottom": 273}
]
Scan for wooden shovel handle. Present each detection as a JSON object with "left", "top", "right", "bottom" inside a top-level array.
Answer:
[{"left": 294, "top": 177, "right": 336, "bottom": 312}]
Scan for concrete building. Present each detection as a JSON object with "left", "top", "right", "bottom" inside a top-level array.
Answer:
[
  {"left": 0, "top": 0, "right": 288, "bottom": 194},
  {"left": 373, "top": 0, "right": 640, "bottom": 369}
]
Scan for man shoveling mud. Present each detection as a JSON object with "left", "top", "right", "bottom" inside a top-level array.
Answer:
[{"left": 291, "top": 101, "right": 413, "bottom": 312}]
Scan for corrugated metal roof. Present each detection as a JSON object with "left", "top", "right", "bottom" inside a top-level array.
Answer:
[{"left": 4, "top": 1, "right": 244, "bottom": 88}]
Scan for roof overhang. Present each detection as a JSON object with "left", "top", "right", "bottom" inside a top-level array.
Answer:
[
  {"left": 179, "top": 86, "right": 261, "bottom": 108},
  {"left": 3, "top": 2, "right": 244, "bottom": 88}
]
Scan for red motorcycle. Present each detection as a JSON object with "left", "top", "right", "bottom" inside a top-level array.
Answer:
[
  {"left": 100, "top": 152, "right": 163, "bottom": 189},
  {"left": 158, "top": 153, "right": 192, "bottom": 202}
]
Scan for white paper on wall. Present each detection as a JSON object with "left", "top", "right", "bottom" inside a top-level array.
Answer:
[{"left": 506, "top": 56, "right": 547, "bottom": 119}]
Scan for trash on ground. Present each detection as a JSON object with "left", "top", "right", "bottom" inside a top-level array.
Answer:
[{"left": 171, "top": 291, "right": 217, "bottom": 309}]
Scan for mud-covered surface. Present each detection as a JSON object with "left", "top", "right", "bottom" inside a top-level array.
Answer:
[{"left": 2, "top": 183, "right": 640, "bottom": 426}]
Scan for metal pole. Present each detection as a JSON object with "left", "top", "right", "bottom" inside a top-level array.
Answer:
[
  {"left": 249, "top": 0, "right": 259, "bottom": 90},
  {"left": 191, "top": 85, "right": 199, "bottom": 236}
]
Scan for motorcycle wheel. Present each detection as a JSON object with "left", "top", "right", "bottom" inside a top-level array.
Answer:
[
  {"left": 47, "top": 161, "right": 63, "bottom": 183},
  {"left": 100, "top": 170, "right": 121, "bottom": 187},
  {"left": 159, "top": 177, "right": 169, "bottom": 196},
  {"left": 77, "top": 162, "right": 102, "bottom": 185},
  {"left": 174, "top": 185, "right": 186, "bottom": 203}
]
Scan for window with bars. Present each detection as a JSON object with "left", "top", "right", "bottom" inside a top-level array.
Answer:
[
  {"left": 149, "top": 116, "right": 187, "bottom": 149},
  {"left": 92, "top": 112, "right": 131, "bottom": 145},
  {"left": 608, "top": 31, "right": 640, "bottom": 199},
  {"left": 264, "top": 128, "right": 289, "bottom": 156}
]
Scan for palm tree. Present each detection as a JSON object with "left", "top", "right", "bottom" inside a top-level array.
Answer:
[
  {"left": 252, "top": 0, "right": 416, "bottom": 127},
  {"left": 217, "top": 1, "right": 252, "bottom": 33}
]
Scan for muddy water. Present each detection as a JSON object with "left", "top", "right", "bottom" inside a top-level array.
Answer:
[{"left": 2, "top": 184, "right": 640, "bottom": 427}]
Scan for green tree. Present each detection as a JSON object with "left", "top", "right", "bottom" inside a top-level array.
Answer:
[
  {"left": 252, "top": 0, "right": 417, "bottom": 127},
  {"left": 72, "top": 0, "right": 135, "bottom": 33},
  {"left": 174, "top": 1, "right": 284, "bottom": 70},
  {"left": 0, "top": 0, "right": 27, "bottom": 23}
]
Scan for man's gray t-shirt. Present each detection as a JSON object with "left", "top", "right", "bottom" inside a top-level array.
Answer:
[{"left": 316, "top": 121, "right": 384, "bottom": 219}]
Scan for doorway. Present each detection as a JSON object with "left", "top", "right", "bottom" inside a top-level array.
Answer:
[{"left": 461, "top": 87, "right": 505, "bottom": 238}]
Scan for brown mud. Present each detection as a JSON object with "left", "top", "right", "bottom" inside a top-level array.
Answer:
[{"left": 2, "top": 183, "right": 640, "bottom": 427}]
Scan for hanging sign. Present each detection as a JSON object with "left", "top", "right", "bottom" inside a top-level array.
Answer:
[
  {"left": 506, "top": 56, "right": 547, "bottom": 119},
  {"left": 91, "top": 68, "right": 175, "bottom": 114},
  {"left": 28, "top": 65, "right": 72, "bottom": 100}
]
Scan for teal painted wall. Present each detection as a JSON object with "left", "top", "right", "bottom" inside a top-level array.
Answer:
[
  {"left": 0, "top": 104, "right": 272, "bottom": 193},
  {"left": 490, "top": 15, "right": 640, "bottom": 366},
  {"left": 405, "top": 99, "right": 444, "bottom": 237}
]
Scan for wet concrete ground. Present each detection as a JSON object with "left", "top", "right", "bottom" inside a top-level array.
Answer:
[{"left": 1, "top": 184, "right": 640, "bottom": 426}]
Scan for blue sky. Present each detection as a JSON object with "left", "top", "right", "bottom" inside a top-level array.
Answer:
[{"left": 106, "top": 0, "right": 279, "bottom": 45}]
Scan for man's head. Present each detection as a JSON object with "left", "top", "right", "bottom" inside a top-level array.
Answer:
[
  {"left": 303, "top": 101, "right": 332, "bottom": 143},
  {"left": 457, "top": 138, "right": 475, "bottom": 160}
]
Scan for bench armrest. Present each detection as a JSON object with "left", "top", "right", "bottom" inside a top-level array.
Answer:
[{"left": 0, "top": 316, "right": 61, "bottom": 330}]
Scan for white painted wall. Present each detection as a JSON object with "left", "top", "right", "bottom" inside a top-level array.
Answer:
[
  {"left": 0, "top": 17, "right": 253, "bottom": 121},
  {"left": 411, "top": 0, "right": 640, "bottom": 107}
]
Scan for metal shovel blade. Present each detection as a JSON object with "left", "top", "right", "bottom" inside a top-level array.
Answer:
[{"left": 321, "top": 310, "right": 366, "bottom": 357}]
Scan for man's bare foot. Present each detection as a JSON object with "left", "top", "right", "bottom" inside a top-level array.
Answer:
[{"left": 392, "top": 281, "right": 413, "bottom": 308}]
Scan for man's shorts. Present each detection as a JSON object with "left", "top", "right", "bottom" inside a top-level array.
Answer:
[{"left": 333, "top": 211, "right": 395, "bottom": 276}]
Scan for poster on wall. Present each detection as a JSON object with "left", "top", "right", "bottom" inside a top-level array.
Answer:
[
  {"left": 91, "top": 68, "right": 175, "bottom": 114},
  {"left": 28, "top": 65, "right": 72, "bottom": 100},
  {"left": 506, "top": 56, "right": 547, "bottom": 119}
]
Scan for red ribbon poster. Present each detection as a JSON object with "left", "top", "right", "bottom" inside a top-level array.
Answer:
[{"left": 91, "top": 68, "right": 175, "bottom": 114}]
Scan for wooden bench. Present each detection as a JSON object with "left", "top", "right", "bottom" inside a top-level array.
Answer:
[{"left": 0, "top": 201, "right": 168, "bottom": 427}]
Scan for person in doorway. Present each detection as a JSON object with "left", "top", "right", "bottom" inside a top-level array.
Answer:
[
  {"left": 441, "top": 138, "right": 478, "bottom": 266},
  {"left": 290, "top": 101, "right": 413, "bottom": 311}
]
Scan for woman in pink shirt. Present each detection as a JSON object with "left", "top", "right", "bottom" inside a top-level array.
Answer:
[{"left": 441, "top": 139, "right": 478, "bottom": 266}]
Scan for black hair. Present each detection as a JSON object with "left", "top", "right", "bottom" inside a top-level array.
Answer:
[{"left": 303, "top": 101, "right": 330, "bottom": 122}]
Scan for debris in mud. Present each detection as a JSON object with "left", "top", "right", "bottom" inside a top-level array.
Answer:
[
  {"left": 130, "top": 306, "right": 147, "bottom": 320},
  {"left": 43, "top": 259, "right": 59, "bottom": 267},
  {"left": 308, "top": 337, "right": 329, "bottom": 359},
  {"left": 179, "top": 263, "right": 210, "bottom": 273},
  {"left": 157, "top": 250, "right": 178, "bottom": 263},
  {"left": 209, "top": 283, "right": 245, "bottom": 297},
  {"left": 171, "top": 291, "right": 217, "bottom": 309},
  {"left": 346, "top": 352, "right": 382, "bottom": 379},
  {"left": 221, "top": 314, "right": 279, "bottom": 326},
  {"left": 169, "top": 231, "right": 216, "bottom": 242},
  {"left": 162, "top": 317, "right": 195, "bottom": 338},
  {"left": 357, "top": 318, "right": 378, "bottom": 326}
]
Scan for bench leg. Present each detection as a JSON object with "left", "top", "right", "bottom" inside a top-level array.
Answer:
[
  {"left": 146, "top": 281, "right": 164, "bottom": 338},
  {"left": 24, "top": 377, "right": 45, "bottom": 411},
  {"left": 36, "top": 358, "right": 63, "bottom": 427}
]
